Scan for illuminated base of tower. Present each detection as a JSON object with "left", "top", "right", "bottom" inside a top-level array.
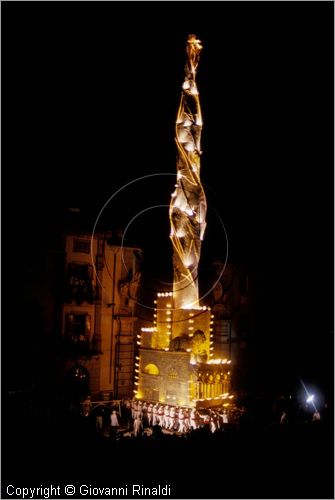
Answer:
[{"left": 135, "top": 292, "right": 233, "bottom": 408}]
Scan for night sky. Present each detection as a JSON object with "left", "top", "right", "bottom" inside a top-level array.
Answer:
[{"left": 3, "top": 3, "right": 334, "bottom": 399}]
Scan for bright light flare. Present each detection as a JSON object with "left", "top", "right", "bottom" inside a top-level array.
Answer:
[{"left": 299, "top": 377, "right": 318, "bottom": 411}]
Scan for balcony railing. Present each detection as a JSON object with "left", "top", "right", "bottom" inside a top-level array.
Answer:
[{"left": 59, "top": 336, "right": 102, "bottom": 359}]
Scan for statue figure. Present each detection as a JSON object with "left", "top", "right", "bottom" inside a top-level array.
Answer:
[
  {"left": 169, "top": 334, "right": 191, "bottom": 351},
  {"left": 170, "top": 35, "right": 207, "bottom": 309},
  {"left": 169, "top": 329, "right": 207, "bottom": 363}
]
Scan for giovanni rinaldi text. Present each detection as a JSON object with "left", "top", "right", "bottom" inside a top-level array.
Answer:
[{"left": 5, "top": 484, "right": 172, "bottom": 498}]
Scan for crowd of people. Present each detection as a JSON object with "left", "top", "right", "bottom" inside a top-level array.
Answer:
[
  {"left": 109, "top": 399, "right": 231, "bottom": 437},
  {"left": 86, "top": 394, "right": 328, "bottom": 441}
]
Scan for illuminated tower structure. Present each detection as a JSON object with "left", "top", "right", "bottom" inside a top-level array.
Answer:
[
  {"left": 170, "top": 34, "right": 206, "bottom": 311},
  {"left": 135, "top": 36, "right": 232, "bottom": 408}
]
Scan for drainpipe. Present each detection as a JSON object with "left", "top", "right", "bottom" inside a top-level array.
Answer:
[
  {"left": 109, "top": 252, "right": 116, "bottom": 386},
  {"left": 114, "top": 317, "right": 121, "bottom": 399},
  {"left": 94, "top": 236, "right": 104, "bottom": 354}
]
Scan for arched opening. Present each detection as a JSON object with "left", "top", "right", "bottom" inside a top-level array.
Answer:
[
  {"left": 66, "top": 364, "right": 89, "bottom": 399},
  {"left": 143, "top": 363, "right": 159, "bottom": 376}
]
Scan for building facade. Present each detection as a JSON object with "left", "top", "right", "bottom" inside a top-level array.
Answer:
[
  {"left": 60, "top": 232, "right": 142, "bottom": 401},
  {"left": 209, "top": 260, "right": 256, "bottom": 393}
]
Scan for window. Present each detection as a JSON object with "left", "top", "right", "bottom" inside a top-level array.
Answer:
[
  {"left": 73, "top": 239, "right": 90, "bottom": 254},
  {"left": 216, "top": 320, "right": 231, "bottom": 344},
  {"left": 65, "top": 263, "right": 94, "bottom": 304},
  {"left": 65, "top": 313, "right": 91, "bottom": 343},
  {"left": 67, "top": 263, "right": 93, "bottom": 282}
]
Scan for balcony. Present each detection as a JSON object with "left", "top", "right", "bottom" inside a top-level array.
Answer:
[
  {"left": 59, "top": 336, "right": 102, "bottom": 359},
  {"left": 64, "top": 263, "right": 95, "bottom": 305}
]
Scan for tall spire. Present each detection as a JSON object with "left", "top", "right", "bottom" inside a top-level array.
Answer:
[{"left": 169, "top": 35, "right": 207, "bottom": 309}]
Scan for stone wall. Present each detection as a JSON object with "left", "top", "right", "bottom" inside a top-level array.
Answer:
[{"left": 137, "top": 349, "right": 192, "bottom": 406}]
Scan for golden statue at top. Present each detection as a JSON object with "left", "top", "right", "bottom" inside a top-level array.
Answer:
[{"left": 186, "top": 34, "right": 202, "bottom": 78}]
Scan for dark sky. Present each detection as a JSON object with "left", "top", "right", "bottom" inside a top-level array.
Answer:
[{"left": 3, "top": 2, "right": 334, "bottom": 394}]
